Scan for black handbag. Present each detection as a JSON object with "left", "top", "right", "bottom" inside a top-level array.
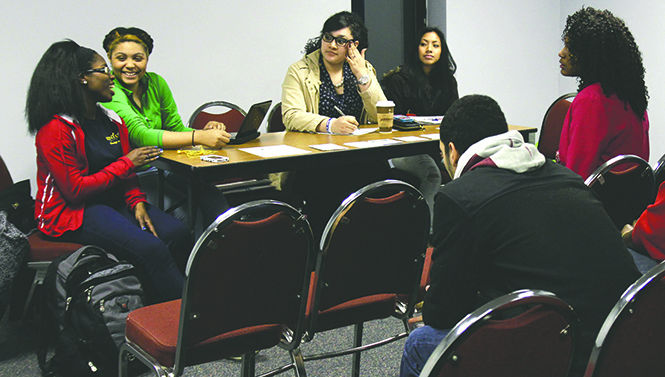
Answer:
[{"left": 0, "top": 179, "right": 36, "bottom": 234}]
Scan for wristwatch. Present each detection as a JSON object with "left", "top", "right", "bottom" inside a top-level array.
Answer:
[{"left": 357, "top": 74, "right": 370, "bottom": 86}]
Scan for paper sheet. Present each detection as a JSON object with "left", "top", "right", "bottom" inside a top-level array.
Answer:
[
  {"left": 420, "top": 134, "right": 440, "bottom": 140},
  {"left": 393, "top": 136, "right": 428, "bottom": 142},
  {"left": 309, "top": 143, "right": 349, "bottom": 151},
  {"left": 352, "top": 127, "right": 378, "bottom": 135},
  {"left": 316, "top": 127, "right": 378, "bottom": 136},
  {"left": 239, "top": 145, "right": 312, "bottom": 158},
  {"left": 344, "top": 139, "right": 403, "bottom": 148},
  {"left": 410, "top": 116, "right": 443, "bottom": 125}
]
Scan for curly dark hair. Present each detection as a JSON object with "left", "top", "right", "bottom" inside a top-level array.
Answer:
[
  {"left": 303, "top": 11, "right": 368, "bottom": 55},
  {"left": 26, "top": 40, "right": 98, "bottom": 134},
  {"left": 563, "top": 7, "right": 648, "bottom": 118},
  {"left": 440, "top": 95, "right": 508, "bottom": 155},
  {"left": 103, "top": 26, "right": 154, "bottom": 55}
]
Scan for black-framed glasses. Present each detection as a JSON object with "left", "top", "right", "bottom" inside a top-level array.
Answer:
[
  {"left": 322, "top": 32, "right": 355, "bottom": 47},
  {"left": 82, "top": 66, "right": 112, "bottom": 76}
]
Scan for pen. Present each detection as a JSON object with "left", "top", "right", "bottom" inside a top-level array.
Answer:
[{"left": 333, "top": 105, "right": 346, "bottom": 117}]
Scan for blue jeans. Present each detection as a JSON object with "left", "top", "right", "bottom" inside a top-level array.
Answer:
[
  {"left": 400, "top": 325, "right": 449, "bottom": 377},
  {"left": 628, "top": 247, "right": 658, "bottom": 274},
  {"left": 61, "top": 203, "right": 191, "bottom": 302}
]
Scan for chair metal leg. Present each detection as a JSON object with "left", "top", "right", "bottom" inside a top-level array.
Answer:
[
  {"left": 119, "top": 341, "right": 169, "bottom": 377},
  {"left": 241, "top": 351, "right": 256, "bottom": 377},
  {"left": 22, "top": 264, "right": 48, "bottom": 319},
  {"left": 290, "top": 347, "right": 307, "bottom": 377},
  {"left": 352, "top": 323, "right": 363, "bottom": 377}
]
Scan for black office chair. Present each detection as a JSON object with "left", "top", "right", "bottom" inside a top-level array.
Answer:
[{"left": 584, "top": 154, "right": 655, "bottom": 228}]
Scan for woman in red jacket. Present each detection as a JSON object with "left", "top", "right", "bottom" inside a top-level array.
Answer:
[
  {"left": 557, "top": 7, "right": 649, "bottom": 179},
  {"left": 26, "top": 40, "right": 190, "bottom": 302},
  {"left": 622, "top": 181, "right": 665, "bottom": 269}
]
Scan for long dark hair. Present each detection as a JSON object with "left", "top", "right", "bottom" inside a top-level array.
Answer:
[
  {"left": 563, "top": 7, "right": 648, "bottom": 118},
  {"left": 406, "top": 27, "right": 456, "bottom": 90},
  {"left": 26, "top": 40, "right": 98, "bottom": 134},
  {"left": 303, "top": 11, "right": 368, "bottom": 55}
]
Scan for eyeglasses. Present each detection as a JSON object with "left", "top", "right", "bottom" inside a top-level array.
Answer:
[
  {"left": 322, "top": 33, "right": 355, "bottom": 47},
  {"left": 82, "top": 66, "right": 112, "bottom": 76}
]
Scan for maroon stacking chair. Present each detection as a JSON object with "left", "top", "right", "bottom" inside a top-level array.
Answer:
[
  {"left": 0, "top": 154, "right": 82, "bottom": 318},
  {"left": 118, "top": 200, "right": 315, "bottom": 377},
  {"left": 653, "top": 153, "right": 665, "bottom": 196},
  {"left": 420, "top": 289, "right": 578, "bottom": 377},
  {"left": 538, "top": 92, "right": 576, "bottom": 160},
  {"left": 287, "top": 179, "right": 430, "bottom": 377},
  {"left": 23, "top": 233, "right": 83, "bottom": 317},
  {"left": 583, "top": 261, "right": 665, "bottom": 377},
  {"left": 584, "top": 154, "right": 655, "bottom": 229},
  {"left": 187, "top": 100, "right": 246, "bottom": 132},
  {"left": 185, "top": 101, "right": 273, "bottom": 203},
  {"left": 267, "top": 102, "right": 285, "bottom": 133}
]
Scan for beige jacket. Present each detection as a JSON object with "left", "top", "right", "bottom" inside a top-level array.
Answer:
[{"left": 281, "top": 50, "right": 386, "bottom": 132}]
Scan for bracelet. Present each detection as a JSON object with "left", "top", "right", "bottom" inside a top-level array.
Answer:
[
  {"left": 191, "top": 130, "right": 196, "bottom": 146},
  {"left": 326, "top": 118, "right": 333, "bottom": 134}
]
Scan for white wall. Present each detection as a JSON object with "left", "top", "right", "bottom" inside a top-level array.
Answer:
[
  {"left": 447, "top": 0, "right": 561, "bottom": 141},
  {"left": 0, "top": 0, "right": 348, "bottom": 187},
  {"left": 559, "top": 0, "right": 665, "bottom": 164}
]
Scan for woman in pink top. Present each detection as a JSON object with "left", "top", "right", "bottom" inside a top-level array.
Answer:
[{"left": 557, "top": 7, "right": 649, "bottom": 179}]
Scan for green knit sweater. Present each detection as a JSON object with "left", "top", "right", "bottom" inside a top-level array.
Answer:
[{"left": 103, "top": 72, "right": 189, "bottom": 147}]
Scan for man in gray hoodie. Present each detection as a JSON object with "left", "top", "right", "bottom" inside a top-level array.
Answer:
[{"left": 400, "top": 95, "right": 640, "bottom": 377}]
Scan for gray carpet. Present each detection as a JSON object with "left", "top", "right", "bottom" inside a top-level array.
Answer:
[{"left": 0, "top": 311, "right": 405, "bottom": 376}]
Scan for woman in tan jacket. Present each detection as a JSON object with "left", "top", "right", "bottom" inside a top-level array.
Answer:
[
  {"left": 281, "top": 11, "right": 386, "bottom": 134},
  {"left": 279, "top": 11, "right": 390, "bottom": 239}
]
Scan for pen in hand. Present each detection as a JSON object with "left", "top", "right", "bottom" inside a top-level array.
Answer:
[{"left": 333, "top": 105, "right": 346, "bottom": 117}]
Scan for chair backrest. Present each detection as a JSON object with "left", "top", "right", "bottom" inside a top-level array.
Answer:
[
  {"left": 653, "top": 153, "right": 665, "bottom": 191},
  {"left": 0, "top": 154, "right": 14, "bottom": 191},
  {"left": 583, "top": 261, "right": 665, "bottom": 377},
  {"left": 173, "top": 200, "right": 315, "bottom": 370},
  {"left": 420, "top": 289, "right": 578, "bottom": 377},
  {"left": 584, "top": 154, "right": 655, "bottom": 228},
  {"left": 187, "top": 101, "right": 247, "bottom": 132},
  {"left": 267, "top": 102, "right": 285, "bottom": 133},
  {"left": 309, "top": 179, "right": 430, "bottom": 329},
  {"left": 538, "top": 92, "right": 576, "bottom": 160}
]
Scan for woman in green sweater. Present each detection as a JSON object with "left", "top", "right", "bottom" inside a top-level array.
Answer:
[
  {"left": 102, "top": 27, "right": 230, "bottom": 231},
  {"left": 102, "top": 27, "right": 230, "bottom": 148}
]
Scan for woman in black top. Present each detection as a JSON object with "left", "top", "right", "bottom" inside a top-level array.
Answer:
[
  {"left": 381, "top": 27, "right": 458, "bottom": 115},
  {"left": 381, "top": 28, "right": 458, "bottom": 220}
]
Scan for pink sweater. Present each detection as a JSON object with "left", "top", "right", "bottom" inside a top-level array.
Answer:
[{"left": 558, "top": 83, "right": 649, "bottom": 179}]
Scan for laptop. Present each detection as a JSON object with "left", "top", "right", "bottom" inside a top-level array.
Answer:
[{"left": 227, "top": 100, "right": 272, "bottom": 145}]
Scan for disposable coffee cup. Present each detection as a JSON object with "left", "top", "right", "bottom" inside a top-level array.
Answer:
[{"left": 376, "top": 100, "right": 395, "bottom": 133}]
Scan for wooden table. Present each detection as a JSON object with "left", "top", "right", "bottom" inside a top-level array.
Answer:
[{"left": 153, "top": 124, "right": 537, "bottom": 227}]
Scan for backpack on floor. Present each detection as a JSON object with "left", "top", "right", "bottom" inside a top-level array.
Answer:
[{"left": 36, "top": 245, "right": 144, "bottom": 377}]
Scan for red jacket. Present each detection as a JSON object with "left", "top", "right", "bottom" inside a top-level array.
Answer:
[
  {"left": 34, "top": 105, "right": 146, "bottom": 236},
  {"left": 633, "top": 181, "right": 665, "bottom": 260},
  {"left": 558, "top": 83, "right": 649, "bottom": 179}
]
